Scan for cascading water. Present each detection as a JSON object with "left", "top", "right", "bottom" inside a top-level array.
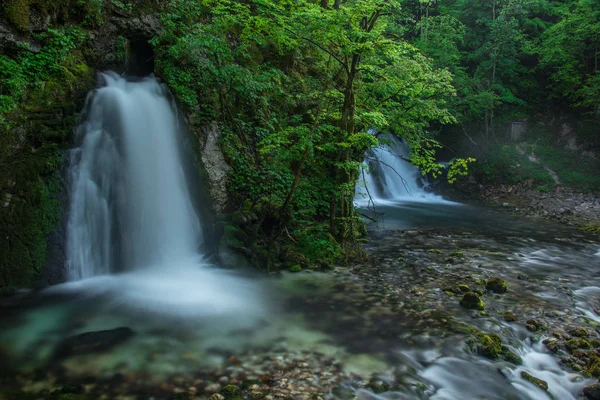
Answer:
[
  {"left": 60, "top": 72, "right": 265, "bottom": 319},
  {"left": 66, "top": 73, "right": 201, "bottom": 280},
  {"left": 356, "top": 134, "right": 447, "bottom": 205}
]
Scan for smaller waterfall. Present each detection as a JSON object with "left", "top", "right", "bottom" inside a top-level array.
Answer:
[{"left": 356, "top": 134, "right": 446, "bottom": 205}]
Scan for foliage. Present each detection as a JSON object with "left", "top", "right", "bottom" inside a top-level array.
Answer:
[{"left": 152, "top": 0, "right": 459, "bottom": 269}]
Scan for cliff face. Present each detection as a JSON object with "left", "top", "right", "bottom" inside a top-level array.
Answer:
[{"left": 0, "top": 0, "right": 167, "bottom": 288}]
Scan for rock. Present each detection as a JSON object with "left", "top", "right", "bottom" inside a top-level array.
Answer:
[
  {"left": 525, "top": 319, "right": 545, "bottom": 332},
  {"left": 543, "top": 338, "right": 561, "bottom": 353},
  {"left": 53, "top": 327, "right": 134, "bottom": 360},
  {"left": 369, "top": 378, "right": 390, "bottom": 394},
  {"left": 504, "top": 312, "right": 517, "bottom": 322},
  {"left": 485, "top": 277, "right": 508, "bottom": 293},
  {"left": 457, "top": 284, "right": 470, "bottom": 293},
  {"left": 467, "top": 332, "right": 502, "bottom": 359},
  {"left": 520, "top": 371, "right": 548, "bottom": 391},
  {"left": 568, "top": 327, "right": 589, "bottom": 337},
  {"left": 209, "top": 395, "right": 225, "bottom": 400},
  {"left": 201, "top": 124, "right": 232, "bottom": 213},
  {"left": 565, "top": 338, "right": 591, "bottom": 351},
  {"left": 460, "top": 292, "right": 485, "bottom": 310},
  {"left": 584, "top": 383, "right": 600, "bottom": 400}
]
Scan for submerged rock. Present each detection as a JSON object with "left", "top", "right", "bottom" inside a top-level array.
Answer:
[
  {"left": 584, "top": 383, "right": 600, "bottom": 400},
  {"left": 53, "top": 327, "right": 134, "bottom": 360},
  {"left": 486, "top": 277, "right": 508, "bottom": 293},
  {"left": 520, "top": 371, "right": 548, "bottom": 391},
  {"left": 460, "top": 292, "right": 485, "bottom": 310},
  {"left": 504, "top": 311, "right": 517, "bottom": 322}
]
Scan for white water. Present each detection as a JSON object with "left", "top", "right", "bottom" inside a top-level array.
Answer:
[
  {"left": 355, "top": 134, "right": 450, "bottom": 206},
  {"left": 66, "top": 73, "right": 201, "bottom": 279},
  {"left": 61, "top": 73, "right": 266, "bottom": 319}
]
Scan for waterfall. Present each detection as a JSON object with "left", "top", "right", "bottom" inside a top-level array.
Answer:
[
  {"left": 356, "top": 134, "right": 446, "bottom": 205},
  {"left": 65, "top": 73, "right": 202, "bottom": 280}
]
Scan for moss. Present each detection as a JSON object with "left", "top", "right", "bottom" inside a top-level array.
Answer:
[
  {"left": 5, "top": 0, "right": 30, "bottom": 31},
  {"left": 520, "top": 371, "right": 548, "bottom": 391},
  {"left": 428, "top": 248, "right": 442, "bottom": 254},
  {"left": 467, "top": 332, "right": 502, "bottom": 359},
  {"left": 222, "top": 385, "right": 242, "bottom": 400},
  {"left": 475, "top": 279, "right": 486, "bottom": 286},
  {"left": 460, "top": 292, "right": 485, "bottom": 310},
  {"left": 503, "top": 349, "right": 523, "bottom": 365},
  {"left": 457, "top": 284, "right": 470, "bottom": 293},
  {"left": 289, "top": 264, "right": 302, "bottom": 273},
  {"left": 486, "top": 277, "right": 508, "bottom": 293},
  {"left": 567, "top": 327, "right": 589, "bottom": 337},
  {"left": 397, "top": 257, "right": 405, "bottom": 262},
  {"left": 566, "top": 338, "right": 591, "bottom": 351},
  {"left": 444, "top": 290, "right": 454, "bottom": 296},
  {"left": 579, "top": 223, "right": 600, "bottom": 235},
  {"left": 449, "top": 251, "right": 464, "bottom": 258}
]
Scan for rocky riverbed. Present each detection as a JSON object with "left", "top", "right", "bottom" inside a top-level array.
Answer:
[{"left": 2, "top": 203, "right": 600, "bottom": 399}]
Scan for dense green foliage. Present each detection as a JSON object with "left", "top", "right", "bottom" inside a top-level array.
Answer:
[{"left": 152, "top": 0, "right": 462, "bottom": 269}]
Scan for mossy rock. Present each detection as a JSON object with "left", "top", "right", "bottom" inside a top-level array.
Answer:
[
  {"left": 526, "top": 319, "right": 545, "bottom": 332},
  {"left": 289, "top": 264, "right": 302, "bottom": 273},
  {"left": 467, "top": 332, "right": 502, "bottom": 359},
  {"left": 5, "top": 0, "right": 30, "bottom": 31},
  {"left": 449, "top": 251, "right": 464, "bottom": 258},
  {"left": 503, "top": 349, "right": 523, "bottom": 365},
  {"left": 428, "top": 248, "right": 442, "bottom": 254},
  {"left": 567, "top": 327, "right": 589, "bottom": 337},
  {"left": 460, "top": 292, "right": 485, "bottom": 310},
  {"left": 486, "top": 277, "right": 508, "bottom": 293},
  {"left": 520, "top": 371, "right": 548, "bottom": 391},
  {"left": 457, "top": 284, "right": 470, "bottom": 293},
  {"left": 566, "top": 338, "right": 591, "bottom": 351},
  {"left": 504, "top": 311, "right": 517, "bottom": 322},
  {"left": 222, "top": 384, "right": 242, "bottom": 400}
]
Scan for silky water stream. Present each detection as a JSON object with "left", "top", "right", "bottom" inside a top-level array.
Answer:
[{"left": 0, "top": 77, "right": 598, "bottom": 399}]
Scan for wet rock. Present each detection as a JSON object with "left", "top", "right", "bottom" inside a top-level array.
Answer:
[
  {"left": 566, "top": 338, "right": 591, "bottom": 351},
  {"left": 457, "top": 284, "right": 470, "bottom": 293},
  {"left": 526, "top": 319, "right": 545, "bottom": 332},
  {"left": 503, "top": 349, "right": 523, "bottom": 365},
  {"left": 504, "top": 312, "right": 517, "bottom": 322},
  {"left": 209, "top": 394, "right": 225, "bottom": 400},
  {"left": 222, "top": 384, "right": 242, "bottom": 399},
  {"left": 543, "top": 338, "right": 561, "bottom": 353},
  {"left": 486, "top": 277, "right": 508, "bottom": 293},
  {"left": 583, "top": 383, "right": 600, "bottom": 400},
  {"left": 460, "top": 292, "right": 485, "bottom": 310},
  {"left": 368, "top": 378, "right": 390, "bottom": 394},
  {"left": 568, "top": 327, "right": 589, "bottom": 337},
  {"left": 52, "top": 327, "right": 134, "bottom": 360},
  {"left": 520, "top": 371, "right": 548, "bottom": 391},
  {"left": 467, "top": 332, "right": 502, "bottom": 359}
]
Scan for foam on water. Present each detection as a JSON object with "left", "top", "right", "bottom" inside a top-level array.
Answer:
[{"left": 355, "top": 134, "right": 456, "bottom": 207}]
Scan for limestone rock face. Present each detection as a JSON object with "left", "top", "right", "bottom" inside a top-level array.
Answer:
[{"left": 201, "top": 124, "right": 232, "bottom": 213}]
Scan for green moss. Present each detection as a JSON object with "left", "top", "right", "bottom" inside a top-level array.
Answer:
[
  {"left": 457, "top": 284, "right": 470, "bottom": 293},
  {"left": 5, "top": 0, "right": 30, "bottom": 31},
  {"left": 449, "top": 251, "right": 464, "bottom": 258},
  {"left": 467, "top": 332, "right": 502, "bottom": 359},
  {"left": 568, "top": 327, "right": 589, "bottom": 337},
  {"left": 579, "top": 224, "right": 600, "bottom": 235},
  {"left": 520, "top": 371, "right": 548, "bottom": 391},
  {"left": 503, "top": 349, "right": 523, "bottom": 365},
  {"left": 289, "top": 264, "right": 302, "bottom": 272},
  {"left": 222, "top": 385, "right": 242, "bottom": 400},
  {"left": 460, "top": 292, "right": 485, "bottom": 310},
  {"left": 486, "top": 277, "right": 508, "bottom": 293},
  {"left": 566, "top": 338, "right": 591, "bottom": 351},
  {"left": 428, "top": 248, "right": 442, "bottom": 254}
]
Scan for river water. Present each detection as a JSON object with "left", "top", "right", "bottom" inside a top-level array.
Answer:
[{"left": 0, "top": 78, "right": 599, "bottom": 399}]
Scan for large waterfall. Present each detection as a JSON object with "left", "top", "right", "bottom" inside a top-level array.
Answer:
[
  {"left": 66, "top": 73, "right": 202, "bottom": 280},
  {"left": 356, "top": 134, "right": 446, "bottom": 205},
  {"left": 61, "top": 73, "right": 264, "bottom": 318}
]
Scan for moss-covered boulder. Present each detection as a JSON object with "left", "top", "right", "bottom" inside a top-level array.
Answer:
[
  {"left": 467, "top": 332, "right": 502, "bottom": 359},
  {"left": 566, "top": 338, "right": 591, "bottom": 351},
  {"left": 520, "top": 371, "right": 548, "bottom": 391},
  {"left": 460, "top": 292, "right": 485, "bottom": 310},
  {"left": 486, "top": 277, "right": 508, "bottom": 293},
  {"left": 222, "top": 385, "right": 243, "bottom": 400},
  {"left": 568, "top": 327, "right": 589, "bottom": 337},
  {"left": 504, "top": 311, "right": 517, "bottom": 322}
]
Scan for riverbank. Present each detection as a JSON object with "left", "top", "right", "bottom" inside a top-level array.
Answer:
[{"left": 443, "top": 178, "right": 600, "bottom": 228}]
